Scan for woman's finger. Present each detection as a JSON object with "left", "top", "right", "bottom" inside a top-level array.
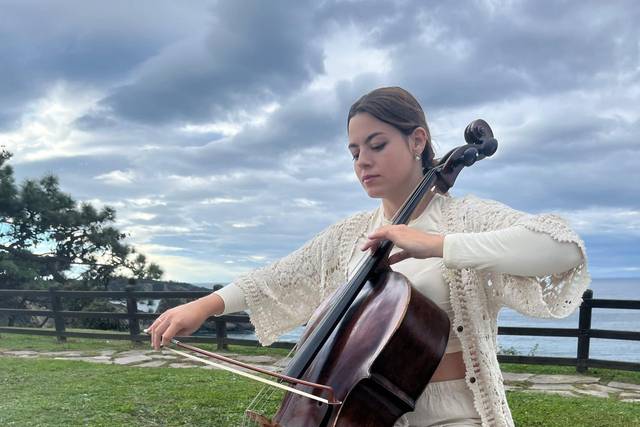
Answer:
[
  {"left": 388, "top": 250, "right": 410, "bottom": 265},
  {"left": 361, "top": 238, "right": 380, "bottom": 252},
  {"left": 151, "top": 317, "right": 171, "bottom": 350},
  {"left": 160, "top": 322, "right": 182, "bottom": 348}
]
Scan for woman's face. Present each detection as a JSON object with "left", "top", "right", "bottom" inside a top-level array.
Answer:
[{"left": 348, "top": 112, "right": 424, "bottom": 201}]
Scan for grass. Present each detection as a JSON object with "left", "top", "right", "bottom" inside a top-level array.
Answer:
[
  {"left": 0, "top": 357, "right": 283, "bottom": 426},
  {"left": 2, "top": 333, "right": 640, "bottom": 426},
  {"left": 501, "top": 363, "right": 640, "bottom": 385}
]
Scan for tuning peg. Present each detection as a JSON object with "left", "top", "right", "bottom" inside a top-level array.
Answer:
[{"left": 459, "top": 146, "right": 478, "bottom": 166}]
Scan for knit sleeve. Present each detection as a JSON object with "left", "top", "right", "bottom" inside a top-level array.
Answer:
[
  {"left": 232, "top": 219, "right": 347, "bottom": 346},
  {"left": 443, "top": 226, "right": 583, "bottom": 276},
  {"left": 451, "top": 195, "right": 590, "bottom": 318},
  {"left": 214, "top": 283, "right": 248, "bottom": 315}
]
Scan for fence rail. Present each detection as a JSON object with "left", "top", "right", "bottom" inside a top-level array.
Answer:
[{"left": 0, "top": 287, "right": 638, "bottom": 372}]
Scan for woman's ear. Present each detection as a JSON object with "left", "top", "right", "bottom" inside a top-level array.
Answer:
[{"left": 411, "top": 127, "right": 428, "bottom": 154}]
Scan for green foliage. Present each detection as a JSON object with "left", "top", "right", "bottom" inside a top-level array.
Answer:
[
  {"left": 0, "top": 149, "right": 164, "bottom": 326},
  {"left": 1, "top": 357, "right": 639, "bottom": 426}
]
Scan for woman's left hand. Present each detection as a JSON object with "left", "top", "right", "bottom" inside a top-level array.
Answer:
[{"left": 361, "top": 225, "right": 444, "bottom": 265}]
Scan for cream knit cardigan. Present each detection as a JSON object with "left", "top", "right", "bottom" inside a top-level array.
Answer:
[{"left": 234, "top": 194, "right": 590, "bottom": 426}]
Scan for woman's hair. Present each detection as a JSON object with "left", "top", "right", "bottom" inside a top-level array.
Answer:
[{"left": 347, "top": 86, "right": 435, "bottom": 173}]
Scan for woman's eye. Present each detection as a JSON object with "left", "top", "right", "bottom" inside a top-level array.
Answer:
[
  {"left": 351, "top": 153, "right": 359, "bottom": 161},
  {"left": 372, "top": 143, "right": 387, "bottom": 151}
]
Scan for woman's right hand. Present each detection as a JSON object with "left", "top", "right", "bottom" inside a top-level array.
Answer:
[{"left": 147, "top": 294, "right": 225, "bottom": 350}]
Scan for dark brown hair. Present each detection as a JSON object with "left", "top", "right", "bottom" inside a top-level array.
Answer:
[{"left": 347, "top": 87, "right": 435, "bottom": 173}]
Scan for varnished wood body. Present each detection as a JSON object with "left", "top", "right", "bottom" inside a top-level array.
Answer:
[{"left": 270, "top": 271, "right": 450, "bottom": 426}]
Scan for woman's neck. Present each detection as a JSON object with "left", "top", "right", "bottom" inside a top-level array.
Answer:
[{"left": 381, "top": 196, "right": 430, "bottom": 223}]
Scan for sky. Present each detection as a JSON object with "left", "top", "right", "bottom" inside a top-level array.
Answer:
[{"left": 1, "top": 0, "right": 638, "bottom": 285}]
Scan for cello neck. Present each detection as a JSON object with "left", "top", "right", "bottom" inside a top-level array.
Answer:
[{"left": 285, "top": 167, "right": 442, "bottom": 379}]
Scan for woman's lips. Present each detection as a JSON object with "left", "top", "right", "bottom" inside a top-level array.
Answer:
[{"left": 362, "top": 174, "right": 379, "bottom": 184}]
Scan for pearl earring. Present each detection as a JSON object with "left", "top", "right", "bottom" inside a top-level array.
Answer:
[{"left": 415, "top": 154, "right": 421, "bottom": 161}]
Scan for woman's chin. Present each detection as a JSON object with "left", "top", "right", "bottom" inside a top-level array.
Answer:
[{"left": 363, "top": 187, "right": 384, "bottom": 199}]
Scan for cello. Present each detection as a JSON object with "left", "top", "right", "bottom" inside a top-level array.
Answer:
[{"left": 243, "top": 119, "right": 499, "bottom": 426}]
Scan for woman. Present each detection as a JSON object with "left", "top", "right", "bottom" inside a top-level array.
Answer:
[{"left": 148, "top": 87, "right": 589, "bottom": 426}]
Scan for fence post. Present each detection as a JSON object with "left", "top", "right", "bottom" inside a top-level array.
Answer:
[
  {"left": 577, "top": 289, "right": 593, "bottom": 373},
  {"left": 215, "top": 317, "right": 228, "bottom": 350},
  {"left": 211, "top": 285, "right": 227, "bottom": 350},
  {"left": 49, "top": 286, "right": 66, "bottom": 343},
  {"left": 126, "top": 285, "right": 141, "bottom": 343}
]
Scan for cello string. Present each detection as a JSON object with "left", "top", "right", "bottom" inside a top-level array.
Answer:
[
  {"left": 319, "top": 167, "right": 438, "bottom": 313},
  {"left": 242, "top": 346, "right": 296, "bottom": 425},
  {"left": 241, "top": 167, "right": 439, "bottom": 423}
]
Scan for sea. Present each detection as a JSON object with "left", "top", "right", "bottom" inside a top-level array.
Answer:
[{"left": 214, "top": 278, "right": 639, "bottom": 363}]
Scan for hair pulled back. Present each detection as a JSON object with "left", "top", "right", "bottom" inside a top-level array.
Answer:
[{"left": 348, "top": 87, "right": 435, "bottom": 174}]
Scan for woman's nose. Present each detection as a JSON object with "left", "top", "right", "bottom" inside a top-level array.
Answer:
[{"left": 356, "top": 151, "right": 372, "bottom": 168}]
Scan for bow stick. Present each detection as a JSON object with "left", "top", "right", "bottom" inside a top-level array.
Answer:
[{"left": 142, "top": 329, "right": 340, "bottom": 405}]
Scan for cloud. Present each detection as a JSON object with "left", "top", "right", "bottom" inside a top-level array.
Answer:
[
  {"left": 96, "top": 2, "right": 326, "bottom": 126},
  {"left": 94, "top": 169, "right": 137, "bottom": 185},
  {"left": 1, "top": 0, "right": 638, "bottom": 283}
]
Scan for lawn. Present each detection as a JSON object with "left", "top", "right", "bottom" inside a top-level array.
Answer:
[{"left": 1, "top": 333, "right": 639, "bottom": 426}]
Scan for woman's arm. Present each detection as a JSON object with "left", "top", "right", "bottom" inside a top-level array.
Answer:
[
  {"left": 214, "top": 282, "right": 247, "bottom": 314},
  {"left": 443, "top": 225, "right": 584, "bottom": 276}
]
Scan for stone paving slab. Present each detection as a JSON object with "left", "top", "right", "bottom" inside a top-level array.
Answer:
[
  {"left": 608, "top": 381, "right": 640, "bottom": 392},
  {"left": 116, "top": 349, "right": 155, "bottom": 357},
  {"left": 137, "top": 360, "right": 167, "bottom": 368},
  {"left": 235, "top": 355, "right": 280, "bottom": 364},
  {"left": 113, "top": 354, "right": 153, "bottom": 365},
  {"left": 530, "top": 384, "right": 578, "bottom": 392},
  {"left": 169, "top": 363, "right": 197, "bottom": 368},
  {"left": 502, "top": 372, "right": 534, "bottom": 382},
  {"left": 619, "top": 392, "right": 640, "bottom": 399},
  {"left": 582, "top": 383, "right": 625, "bottom": 394},
  {"left": 3, "top": 350, "right": 39, "bottom": 356},
  {"left": 4, "top": 347, "right": 640, "bottom": 404},
  {"left": 574, "top": 389, "right": 611, "bottom": 398},
  {"left": 523, "top": 389, "right": 579, "bottom": 398},
  {"left": 54, "top": 356, "right": 112, "bottom": 364},
  {"left": 38, "top": 351, "right": 84, "bottom": 357},
  {"left": 528, "top": 374, "right": 599, "bottom": 384}
]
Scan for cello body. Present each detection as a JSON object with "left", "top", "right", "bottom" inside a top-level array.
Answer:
[{"left": 271, "top": 270, "right": 450, "bottom": 426}]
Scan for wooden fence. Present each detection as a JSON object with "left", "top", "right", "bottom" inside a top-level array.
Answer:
[{"left": 0, "top": 287, "right": 638, "bottom": 372}]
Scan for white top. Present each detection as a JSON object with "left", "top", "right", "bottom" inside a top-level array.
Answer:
[
  {"left": 216, "top": 193, "right": 582, "bottom": 352},
  {"left": 222, "top": 193, "right": 589, "bottom": 426}
]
